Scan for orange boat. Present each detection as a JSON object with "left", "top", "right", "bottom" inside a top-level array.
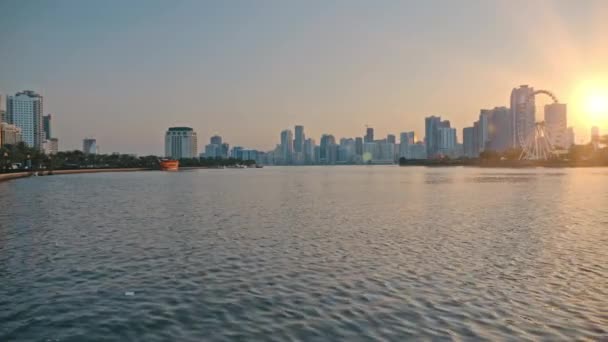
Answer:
[{"left": 159, "top": 159, "right": 179, "bottom": 171}]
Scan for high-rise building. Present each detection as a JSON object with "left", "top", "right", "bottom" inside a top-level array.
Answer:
[
  {"left": 486, "top": 107, "right": 511, "bottom": 152},
  {"left": 425, "top": 115, "right": 451, "bottom": 157},
  {"left": 463, "top": 127, "right": 476, "bottom": 158},
  {"left": 294, "top": 125, "right": 304, "bottom": 153},
  {"left": 355, "top": 137, "right": 363, "bottom": 156},
  {"left": 436, "top": 127, "right": 456, "bottom": 156},
  {"left": 280, "top": 129, "right": 293, "bottom": 164},
  {"left": 319, "top": 134, "right": 336, "bottom": 164},
  {"left": 544, "top": 103, "right": 568, "bottom": 148},
  {"left": 83, "top": 138, "right": 98, "bottom": 155},
  {"left": 510, "top": 85, "right": 535, "bottom": 148},
  {"left": 165, "top": 127, "right": 198, "bottom": 159},
  {"left": 210, "top": 135, "right": 222, "bottom": 145},
  {"left": 387, "top": 134, "right": 396, "bottom": 144},
  {"left": 231, "top": 146, "right": 244, "bottom": 159},
  {"left": 1, "top": 122, "right": 22, "bottom": 146},
  {"left": 399, "top": 131, "right": 415, "bottom": 158},
  {"left": 7, "top": 90, "right": 44, "bottom": 149},
  {"left": 304, "top": 138, "right": 315, "bottom": 164},
  {"left": 477, "top": 110, "right": 492, "bottom": 153},
  {"left": 43, "top": 114, "right": 52, "bottom": 140},
  {"left": 365, "top": 127, "right": 374, "bottom": 143}
]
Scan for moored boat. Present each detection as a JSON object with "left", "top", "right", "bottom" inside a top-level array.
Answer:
[{"left": 159, "top": 159, "right": 179, "bottom": 171}]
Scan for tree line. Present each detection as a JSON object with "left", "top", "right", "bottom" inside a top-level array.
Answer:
[{"left": 0, "top": 142, "right": 256, "bottom": 172}]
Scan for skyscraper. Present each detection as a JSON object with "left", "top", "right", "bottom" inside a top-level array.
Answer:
[
  {"left": 486, "top": 107, "right": 511, "bottom": 152},
  {"left": 544, "top": 103, "right": 568, "bottom": 148},
  {"left": 364, "top": 127, "right": 374, "bottom": 143},
  {"left": 436, "top": 127, "right": 456, "bottom": 156},
  {"left": 319, "top": 134, "right": 336, "bottom": 164},
  {"left": 355, "top": 137, "right": 363, "bottom": 156},
  {"left": 83, "top": 138, "right": 98, "bottom": 155},
  {"left": 7, "top": 90, "right": 44, "bottom": 149},
  {"left": 399, "top": 132, "right": 415, "bottom": 158},
  {"left": 304, "top": 138, "right": 315, "bottom": 164},
  {"left": 165, "top": 127, "right": 198, "bottom": 159},
  {"left": 294, "top": 125, "right": 304, "bottom": 153},
  {"left": 425, "top": 115, "right": 450, "bottom": 157},
  {"left": 43, "top": 114, "right": 52, "bottom": 140},
  {"left": 510, "top": 85, "right": 535, "bottom": 148},
  {"left": 387, "top": 134, "right": 396, "bottom": 144},
  {"left": 280, "top": 129, "right": 293, "bottom": 164},
  {"left": 463, "top": 127, "right": 476, "bottom": 158}
]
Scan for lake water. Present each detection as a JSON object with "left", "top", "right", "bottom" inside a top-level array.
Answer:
[{"left": 1, "top": 166, "right": 607, "bottom": 341}]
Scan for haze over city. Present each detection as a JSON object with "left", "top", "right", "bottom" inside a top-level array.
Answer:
[{"left": 2, "top": 0, "right": 608, "bottom": 154}]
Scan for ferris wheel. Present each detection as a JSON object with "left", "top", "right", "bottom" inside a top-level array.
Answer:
[{"left": 517, "top": 90, "right": 559, "bottom": 160}]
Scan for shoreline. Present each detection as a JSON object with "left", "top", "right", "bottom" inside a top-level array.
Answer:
[{"left": 0, "top": 168, "right": 151, "bottom": 183}]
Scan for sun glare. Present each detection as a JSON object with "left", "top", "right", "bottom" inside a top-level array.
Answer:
[{"left": 574, "top": 80, "right": 608, "bottom": 126}]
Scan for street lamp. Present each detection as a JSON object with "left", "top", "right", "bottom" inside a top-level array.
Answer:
[{"left": 26, "top": 154, "right": 31, "bottom": 170}]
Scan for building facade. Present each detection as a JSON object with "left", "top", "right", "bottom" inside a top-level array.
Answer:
[
  {"left": 43, "top": 138, "right": 59, "bottom": 155},
  {"left": 165, "top": 127, "right": 198, "bottom": 159},
  {"left": 280, "top": 129, "right": 293, "bottom": 164}
]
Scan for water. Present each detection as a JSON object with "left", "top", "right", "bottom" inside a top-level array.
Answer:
[{"left": 1, "top": 166, "right": 607, "bottom": 341}]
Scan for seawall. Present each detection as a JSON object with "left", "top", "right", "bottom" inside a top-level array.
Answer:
[{"left": 0, "top": 168, "right": 150, "bottom": 183}]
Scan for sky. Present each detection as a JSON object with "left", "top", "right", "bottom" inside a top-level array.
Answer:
[{"left": 1, "top": 0, "right": 608, "bottom": 155}]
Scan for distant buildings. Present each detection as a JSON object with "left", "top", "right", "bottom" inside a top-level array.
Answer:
[
  {"left": 544, "top": 103, "right": 569, "bottom": 149},
  {"left": 43, "top": 138, "right": 59, "bottom": 155},
  {"left": 6, "top": 90, "right": 44, "bottom": 149},
  {"left": 399, "top": 131, "right": 415, "bottom": 159},
  {"left": 83, "top": 138, "right": 98, "bottom": 155},
  {"left": 165, "top": 127, "right": 197, "bottom": 159},
  {"left": 204, "top": 134, "right": 228, "bottom": 159},
  {"left": 591, "top": 126, "right": 600, "bottom": 149},
  {"left": 280, "top": 129, "right": 294, "bottom": 164},
  {"left": 364, "top": 127, "right": 374, "bottom": 143},
  {"left": 463, "top": 107, "right": 511, "bottom": 157},
  {"left": 425, "top": 116, "right": 456, "bottom": 158},
  {"left": 1, "top": 122, "right": 22, "bottom": 146}
]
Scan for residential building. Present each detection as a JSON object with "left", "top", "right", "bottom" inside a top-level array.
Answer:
[
  {"left": 399, "top": 131, "right": 415, "bottom": 158},
  {"left": 436, "top": 126, "right": 456, "bottom": 156},
  {"left": 6, "top": 90, "right": 44, "bottom": 149},
  {"left": 164, "top": 127, "right": 198, "bottom": 159}
]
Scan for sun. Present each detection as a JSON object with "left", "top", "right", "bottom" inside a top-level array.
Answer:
[
  {"left": 584, "top": 92, "right": 608, "bottom": 116},
  {"left": 573, "top": 80, "right": 608, "bottom": 126}
]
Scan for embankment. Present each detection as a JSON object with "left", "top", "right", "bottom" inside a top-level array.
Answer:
[{"left": 0, "top": 168, "right": 150, "bottom": 183}]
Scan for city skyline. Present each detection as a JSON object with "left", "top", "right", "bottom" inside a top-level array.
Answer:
[{"left": 2, "top": 0, "right": 608, "bottom": 154}]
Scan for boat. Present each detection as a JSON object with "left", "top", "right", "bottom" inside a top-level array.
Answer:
[
  {"left": 255, "top": 164, "right": 264, "bottom": 168},
  {"left": 159, "top": 159, "right": 179, "bottom": 171}
]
